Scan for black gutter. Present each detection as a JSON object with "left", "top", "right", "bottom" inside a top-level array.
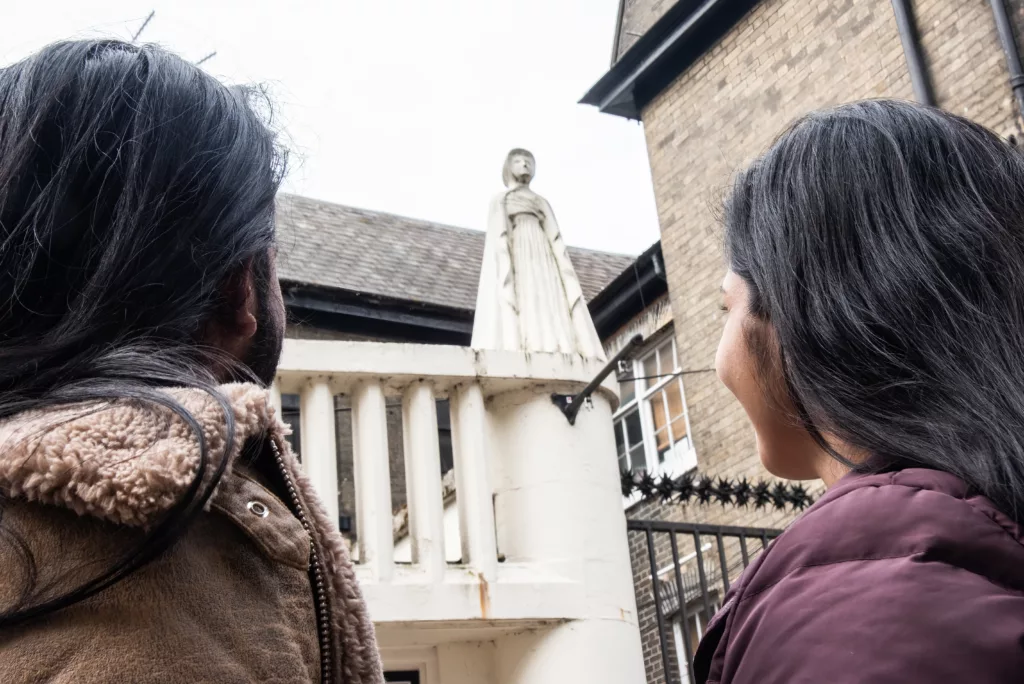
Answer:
[
  {"left": 581, "top": 0, "right": 760, "bottom": 120},
  {"left": 890, "top": 0, "right": 936, "bottom": 106},
  {"left": 989, "top": 0, "right": 1024, "bottom": 121},
  {"left": 609, "top": 0, "right": 628, "bottom": 66},
  {"left": 587, "top": 242, "right": 667, "bottom": 339},
  {"left": 282, "top": 282, "right": 472, "bottom": 345}
]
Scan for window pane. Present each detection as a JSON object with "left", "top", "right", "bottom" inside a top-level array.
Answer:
[
  {"left": 665, "top": 382, "right": 688, "bottom": 442},
  {"left": 614, "top": 419, "right": 626, "bottom": 456},
  {"left": 662, "top": 338, "right": 680, "bottom": 371},
  {"left": 650, "top": 392, "right": 668, "bottom": 434},
  {"left": 654, "top": 429, "right": 671, "bottom": 462},
  {"left": 630, "top": 443, "right": 647, "bottom": 471},
  {"left": 618, "top": 451, "right": 628, "bottom": 472},
  {"left": 618, "top": 377, "right": 635, "bottom": 405},
  {"left": 643, "top": 353, "right": 658, "bottom": 388},
  {"left": 657, "top": 339, "right": 673, "bottom": 370},
  {"left": 670, "top": 414, "right": 688, "bottom": 445},
  {"left": 625, "top": 409, "right": 643, "bottom": 448}
]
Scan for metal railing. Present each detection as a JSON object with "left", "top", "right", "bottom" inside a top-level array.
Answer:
[{"left": 628, "top": 519, "right": 784, "bottom": 684}]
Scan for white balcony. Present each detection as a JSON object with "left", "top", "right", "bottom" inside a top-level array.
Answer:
[{"left": 274, "top": 338, "right": 646, "bottom": 683}]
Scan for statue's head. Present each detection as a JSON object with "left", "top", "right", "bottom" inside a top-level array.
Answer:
[{"left": 502, "top": 148, "right": 535, "bottom": 187}]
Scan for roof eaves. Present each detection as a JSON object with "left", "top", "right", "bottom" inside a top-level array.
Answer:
[
  {"left": 282, "top": 281, "right": 473, "bottom": 333},
  {"left": 580, "top": 0, "right": 761, "bottom": 120},
  {"left": 588, "top": 241, "right": 667, "bottom": 338}
]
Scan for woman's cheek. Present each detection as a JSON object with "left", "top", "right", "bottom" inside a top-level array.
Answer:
[{"left": 716, "top": 313, "right": 747, "bottom": 396}]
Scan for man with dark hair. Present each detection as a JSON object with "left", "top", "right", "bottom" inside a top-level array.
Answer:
[{"left": 0, "top": 40, "right": 382, "bottom": 683}]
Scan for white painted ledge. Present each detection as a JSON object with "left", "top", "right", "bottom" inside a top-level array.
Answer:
[{"left": 277, "top": 339, "right": 619, "bottom": 407}]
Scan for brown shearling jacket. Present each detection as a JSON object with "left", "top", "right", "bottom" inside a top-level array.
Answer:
[{"left": 0, "top": 383, "right": 383, "bottom": 683}]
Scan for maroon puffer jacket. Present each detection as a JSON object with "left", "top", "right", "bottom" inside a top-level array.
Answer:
[{"left": 694, "top": 468, "right": 1024, "bottom": 683}]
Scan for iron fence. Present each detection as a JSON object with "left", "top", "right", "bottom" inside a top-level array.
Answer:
[{"left": 628, "top": 519, "right": 783, "bottom": 684}]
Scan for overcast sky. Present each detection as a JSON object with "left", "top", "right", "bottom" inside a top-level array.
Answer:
[{"left": 1, "top": 0, "right": 661, "bottom": 255}]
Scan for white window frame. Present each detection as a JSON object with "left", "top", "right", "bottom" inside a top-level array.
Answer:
[
  {"left": 672, "top": 596, "right": 721, "bottom": 684},
  {"left": 614, "top": 333, "right": 697, "bottom": 480},
  {"left": 656, "top": 544, "right": 720, "bottom": 684}
]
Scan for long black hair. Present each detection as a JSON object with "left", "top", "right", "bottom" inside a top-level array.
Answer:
[
  {"left": 724, "top": 99, "right": 1024, "bottom": 523},
  {"left": 0, "top": 40, "right": 285, "bottom": 624}
]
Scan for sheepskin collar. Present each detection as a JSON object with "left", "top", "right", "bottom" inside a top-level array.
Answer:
[{"left": 0, "top": 383, "right": 274, "bottom": 527}]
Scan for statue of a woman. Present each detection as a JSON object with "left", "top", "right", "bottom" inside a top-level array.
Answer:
[{"left": 472, "top": 149, "right": 605, "bottom": 359}]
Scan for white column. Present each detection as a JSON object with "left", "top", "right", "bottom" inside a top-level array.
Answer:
[
  {"left": 450, "top": 382, "right": 497, "bottom": 578},
  {"left": 269, "top": 379, "right": 283, "bottom": 422},
  {"left": 489, "top": 388, "right": 646, "bottom": 683},
  {"left": 299, "top": 378, "right": 339, "bottom": 526},
  {"left": 402, "top": 381, "right": 446, "bottom": 581},
  {"left": 352, "top": 380, "right": 394, "bottom": 581}
]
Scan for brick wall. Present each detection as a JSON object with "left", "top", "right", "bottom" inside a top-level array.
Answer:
[
  {"left": 624, "top": 1, "right": 1024, "bottom": 680},
  {"left": 915, "top": 0, "right": 1021, "bottom": 136}
]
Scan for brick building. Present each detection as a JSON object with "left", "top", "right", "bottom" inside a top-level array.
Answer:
[{"left": 584, "top": 1, "right": 1024, "bottom": 681}]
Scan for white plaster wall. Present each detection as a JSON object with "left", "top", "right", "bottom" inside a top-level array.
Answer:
[
  {"left": 277, "top": 339, "right": 645, "bottom": 680},
  {"left": 381, "top": 642, "right": 496, "bottom": 684},
  {"left": 438, "top": 642, "right": 496, "bottom": 684},
  {"left": 495, "top": 621, "right": 647, "bottom": 684}
]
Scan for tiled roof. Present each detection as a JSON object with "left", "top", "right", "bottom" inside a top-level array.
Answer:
[{"left": 275, "top": 193, "right": 635, "bottom": 310}]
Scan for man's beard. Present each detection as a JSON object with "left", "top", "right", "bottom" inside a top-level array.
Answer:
[{"left": 242, "top": 298, "right": 283, "bottom": 388}]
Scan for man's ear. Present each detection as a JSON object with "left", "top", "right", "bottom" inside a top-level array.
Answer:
[
  {"left": 205, "top": 257, "right": 258, "bottom": 361},
  {"left": 222, "top": 257, "right": 258, "bottom": 340}
]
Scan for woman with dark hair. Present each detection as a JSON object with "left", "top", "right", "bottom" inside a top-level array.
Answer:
[
  {"left": 699, "top": 99, "right": 1024, "bottom": 683},
  {"left": 0, "top": 40, "right": 382, "bottom": 682}
]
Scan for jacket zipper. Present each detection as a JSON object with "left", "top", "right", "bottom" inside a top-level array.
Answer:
[{"left": 269, "top": 438, "right": 334, "bottom": 683}]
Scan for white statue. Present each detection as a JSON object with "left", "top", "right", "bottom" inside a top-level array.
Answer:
[{"left": 472, "top": 149, "right": 605, "bottom": 359}]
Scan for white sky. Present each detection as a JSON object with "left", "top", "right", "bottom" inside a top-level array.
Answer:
[{"left": 1, "top": 0, "right": 660, "bottom": 255}]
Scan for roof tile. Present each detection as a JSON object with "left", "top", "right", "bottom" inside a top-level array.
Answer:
[{"left": 275, "top": 193, "right": 635, "bottom": 310}]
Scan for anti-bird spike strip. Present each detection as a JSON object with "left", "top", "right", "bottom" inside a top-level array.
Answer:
[{"left": 620, "top": 470, "right": 815, "bottom": 511}]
